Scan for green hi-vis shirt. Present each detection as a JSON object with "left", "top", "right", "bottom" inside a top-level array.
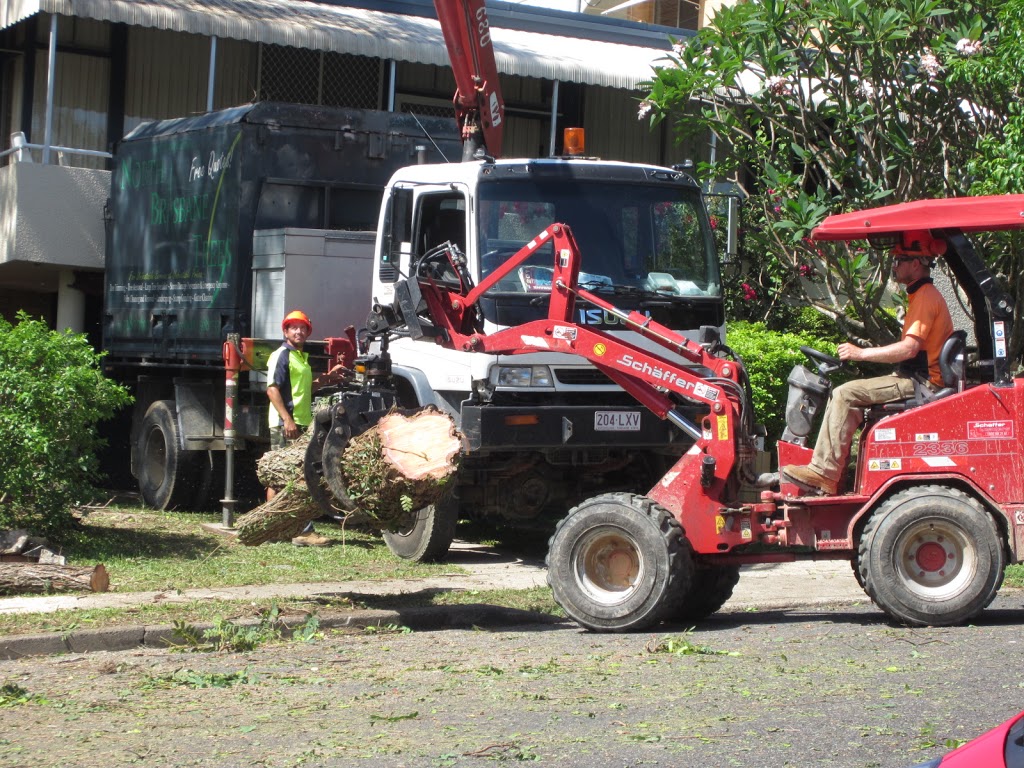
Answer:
[{"left": 267, "top": 342, "right": 313, "bottom": 428}]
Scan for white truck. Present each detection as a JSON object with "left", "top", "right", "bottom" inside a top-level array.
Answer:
[{"left": 354, "top": 153, "right": 726, "bottom": 560}]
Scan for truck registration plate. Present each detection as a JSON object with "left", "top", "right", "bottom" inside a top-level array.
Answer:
[{"left": 595, "top": 411, "right": 641, "bottom": 431}]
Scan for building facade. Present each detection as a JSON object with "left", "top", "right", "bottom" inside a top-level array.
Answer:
[{"left": 0, "top": 0, "right": 714, "bottom": 341}]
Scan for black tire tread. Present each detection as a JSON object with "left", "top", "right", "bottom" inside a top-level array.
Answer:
[
  {"left": 546, "top": 492, "right": 693, "bottom": 632},
  {"left": 858, "top": 484, "right": 1005, "bottom": 626}
]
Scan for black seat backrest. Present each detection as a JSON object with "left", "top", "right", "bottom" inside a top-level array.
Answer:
[
  {"left": 864, "top": 329, "right": 969, "bottom": 422},
  {"left": 938, "top": 329, "right": 968, "bottom": 391}
]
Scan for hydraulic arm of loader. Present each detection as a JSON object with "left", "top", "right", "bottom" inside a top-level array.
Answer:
[{"left": 368, "top": 224, "right": 760, "bottom": 548}]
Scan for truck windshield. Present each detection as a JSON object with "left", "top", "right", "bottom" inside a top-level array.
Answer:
[{"left": 476, "top": 179, "right": 721, "bottom": 298}]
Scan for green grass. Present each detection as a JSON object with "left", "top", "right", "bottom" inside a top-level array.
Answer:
[
  {"left": 51, "top": 507, "right": 460, "bottom": 592},
  {"left": 1004, "top": 564, "right": 1024, "bottom": 588},
  {"left": 0, "top": 586, "right": 561, "bottom": 638},
  {"left": 0, "top": 507, "right": 557, "bottom": 637}
]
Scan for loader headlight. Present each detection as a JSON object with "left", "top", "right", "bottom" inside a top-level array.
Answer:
[{"left": 497, "top": 365, "right": 553, "bottom": 388}]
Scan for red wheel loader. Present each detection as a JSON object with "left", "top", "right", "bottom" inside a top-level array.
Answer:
[{"left": 362, "top": 194, "right": 1024, "bottom": 631}]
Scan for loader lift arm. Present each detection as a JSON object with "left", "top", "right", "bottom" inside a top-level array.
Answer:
[
  {"left": 434, "top": 0, "right": 505, "bottom": 159},
  {"left": 367, "top": 223, "right": 758, "bottom": 495}
]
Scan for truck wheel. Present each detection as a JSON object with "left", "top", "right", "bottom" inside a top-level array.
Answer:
[
  {"left": 668, "top": 563, "right": 740, "bottom": 624},
  {"left": 546, "top": 493, "right": 692, "bottom": 632},
  {"left": 137, "top": 400, "right": 196, "bottom": 510},
  {"left": 382, "top": 495, "right": 459, "bottom": 563},
  {"left": 190, "top": 450, "right": 224, "bottom": 511},
  {"left": 858, "top": 485, "right": 1005, "bottom": 626}
]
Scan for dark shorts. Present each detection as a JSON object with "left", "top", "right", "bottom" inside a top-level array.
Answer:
[{"left": 269, "top": 424, "right": 307, "bottom": 451}]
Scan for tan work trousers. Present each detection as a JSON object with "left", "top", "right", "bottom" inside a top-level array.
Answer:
[{"left": 809, "top": 374, "right": 917, "bottom": 481}]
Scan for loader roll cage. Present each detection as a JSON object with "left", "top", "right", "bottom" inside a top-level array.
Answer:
[{"left": 811, "top": 195, "right": 1022, "bottom": 386}]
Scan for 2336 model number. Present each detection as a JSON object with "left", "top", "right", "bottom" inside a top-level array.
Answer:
[{"left": 913, "top": 441, "right": 969, "bottom": 456}]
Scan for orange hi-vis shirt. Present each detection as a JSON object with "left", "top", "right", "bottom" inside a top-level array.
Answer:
[{"left": 903, "top": 280, "right": 954, "bottom": 387}]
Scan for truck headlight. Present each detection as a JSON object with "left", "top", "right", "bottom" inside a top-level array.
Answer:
[{"left": 497, "top": 365, "right": 553, "bottom": 387}]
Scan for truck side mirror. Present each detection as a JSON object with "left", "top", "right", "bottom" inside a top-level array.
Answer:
[{"left": 380, "top": 188, "right": 413, "bottom": 283}]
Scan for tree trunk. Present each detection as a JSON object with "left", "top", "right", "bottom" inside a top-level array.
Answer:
[
  {"left": 236, "top": 431, "right": 320, "bottom": 546},
  {"left": 236, "top": 407, "right": 462, "bottom": 545},
  {"left": 340, "top": 408, "right": 461, "bottom": 531},
  {"left": 0, "top": 563, "right": 109, "bottom": 594}
]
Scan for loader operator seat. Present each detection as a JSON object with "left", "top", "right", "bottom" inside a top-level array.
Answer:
[
  {"left": 866, "top": 330, "right": 968, "bottom": 420},
  {"left": 933, "top": 329, "right": 968, "bottom": 398}
]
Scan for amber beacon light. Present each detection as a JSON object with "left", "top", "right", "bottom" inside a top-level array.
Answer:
[{"left": 563, "top": 127, "right": 585, "bottom": 156}]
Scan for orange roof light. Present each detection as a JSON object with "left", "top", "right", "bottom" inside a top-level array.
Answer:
[{"left": 564, "top": 127, "right": 585, "bottom": 156}]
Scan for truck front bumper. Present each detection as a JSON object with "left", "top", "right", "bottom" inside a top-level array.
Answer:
[{"left": 460, "top": 404, "right": 694, "bottom": 452}]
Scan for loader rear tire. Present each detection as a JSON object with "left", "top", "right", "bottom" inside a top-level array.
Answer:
[
  {"left": 136, "top": 400, "right": 196, "bottom": 510},
  {"left": 382, "top": 495, "right": 459, "bottom": 563},
  {"left": 859, "top": 485, "right": 1005, "bottom": 626},
  {"left": 668, "top": 563, "right": 741, "bottom": 624},
  {"left": 546, "top": 493, "right": 692, "bottom": 632}
]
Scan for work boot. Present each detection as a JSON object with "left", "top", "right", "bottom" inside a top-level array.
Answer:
[
  {"left": 780, "top": 465, "right": 838, "bottom": 496},
  {"left": 291, "top": 531, "right": 332, "bottom": 547}
]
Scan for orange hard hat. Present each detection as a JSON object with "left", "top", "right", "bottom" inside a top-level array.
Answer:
[
  {"left": 892, "top": 230, "right": 947, "bottom": 258},
  {"left": 282, "top": 310, "right": 312, "bottom": 334}
]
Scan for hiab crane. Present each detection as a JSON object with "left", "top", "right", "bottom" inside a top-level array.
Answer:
[{"left": 359, "top": 194, "right": 1024, "bottom": 631}]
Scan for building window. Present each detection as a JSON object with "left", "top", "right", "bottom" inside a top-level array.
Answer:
[{"left": 257, "top": 44, "right": 384, "bottom": 110}]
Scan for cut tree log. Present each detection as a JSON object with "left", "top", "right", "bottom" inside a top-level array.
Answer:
[
  {"left": 236, "top": 431, "right": 320, "bottom": 546},
  {"left": 0, "top": 563, "right": 109, "bottom": 594},
  {"left": 236, "top": 406, "right": 462, "bottom": 545},
  {"left": 340, "top": 408, "right": 461, "bottom": 530}
]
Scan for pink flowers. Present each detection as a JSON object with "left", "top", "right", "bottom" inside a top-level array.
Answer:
[
  {"left": 798, "top": 264, "right": 814, "bottom": 278},
  {"left": 637, "top": 99, "right": 654, "bottom": 120},
  {"left": 741, "top": 283, "right": 757, "bottom": 301},
  {"left": 764, "top": 75, "right": 794, "bottom": 96}
]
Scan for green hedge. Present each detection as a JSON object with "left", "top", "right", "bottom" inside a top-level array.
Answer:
[
  {"left": 0, "top": 313, "right": 132, "bottom": 535},
  {"left": 727, "top": 320, "right": 839, "bottom": 445}
]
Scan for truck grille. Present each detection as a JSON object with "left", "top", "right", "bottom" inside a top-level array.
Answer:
[{"left": 552, "top": 368, "right": 612, "bottom": 386}]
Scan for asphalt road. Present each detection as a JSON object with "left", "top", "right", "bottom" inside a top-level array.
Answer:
[{"left": 3, "top": 593, "right": 1024, "bottom": 768}]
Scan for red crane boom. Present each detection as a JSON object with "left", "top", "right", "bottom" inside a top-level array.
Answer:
[{"left": 433, "top": 0, "right": 505, "bottom": 159}]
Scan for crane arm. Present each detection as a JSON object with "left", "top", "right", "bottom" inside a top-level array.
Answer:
[{"left": 433, "top": 0, "right": 505, "bottom": 158}]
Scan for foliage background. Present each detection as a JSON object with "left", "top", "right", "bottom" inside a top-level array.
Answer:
[
  {"left": 645, "top": 0, "right": 1023, "bottom": 361},
  {"left": 728, "top": 319, "right": 843, "bottom": 444},
  {"left": 0, "top": 312, "right": 132, "bottom": 534}
]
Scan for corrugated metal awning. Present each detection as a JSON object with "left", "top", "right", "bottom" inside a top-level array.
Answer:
[{"left": 2, "top": 0, "right": 675, "bottom": 90}]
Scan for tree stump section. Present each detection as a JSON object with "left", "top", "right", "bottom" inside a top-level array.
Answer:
[
  {"left": 236, "top": 407, "right": 462, "bottom": 546},
  {"left": 341, "top": 408, "right": 461, "bottom": 530},
  {"left": 0, "top": 563, "right": 109, "bottom": 594}
]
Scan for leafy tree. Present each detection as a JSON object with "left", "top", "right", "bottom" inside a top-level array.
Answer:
[
  {"left": 950, "top": 0, "right": 1024, "bottom": 360},
  {"left": 0, "top": 312, "right": 132, "bottom": 535},
  {"left": 642, "top": 0, "right": 1005, "bottom": 347}
]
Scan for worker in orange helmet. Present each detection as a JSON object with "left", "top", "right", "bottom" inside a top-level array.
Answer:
[
  {"left": 266, "top": 309, "right": 347, "bottom": 546},
  {"left": 782, "top": 233, "right": 954, "bottom": 495}
]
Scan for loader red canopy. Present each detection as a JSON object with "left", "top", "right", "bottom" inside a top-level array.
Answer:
[{"left": 811, "top": 194, "right": 1024, "bottom": 241}]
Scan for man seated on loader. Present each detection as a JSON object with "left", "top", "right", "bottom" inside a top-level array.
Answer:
[{"left": 781, "top": 232, "right": 954, "bottom": 495}]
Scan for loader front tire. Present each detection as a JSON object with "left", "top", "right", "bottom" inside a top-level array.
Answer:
[
  {"left": 546, "top": 493, "right": 692, "bottom": 632},
  {"left": 859, "top": 485, "right": 1005, "bottom": 626},
  {"left": 668, "top": 563, "right": 741, "bottom": 624}
]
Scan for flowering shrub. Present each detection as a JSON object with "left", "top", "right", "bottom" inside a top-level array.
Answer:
[{"left": 641, "top": 0, "right": 1005, "bottom": 349}]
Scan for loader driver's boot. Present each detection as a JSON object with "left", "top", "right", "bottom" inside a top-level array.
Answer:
[{"left": 780, "top": 465, "right": 838, "bottom": 496}]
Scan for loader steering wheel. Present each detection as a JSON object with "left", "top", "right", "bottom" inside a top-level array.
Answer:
[{"left": 801, "top": 346, "right": 843, "bottom": 375}]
